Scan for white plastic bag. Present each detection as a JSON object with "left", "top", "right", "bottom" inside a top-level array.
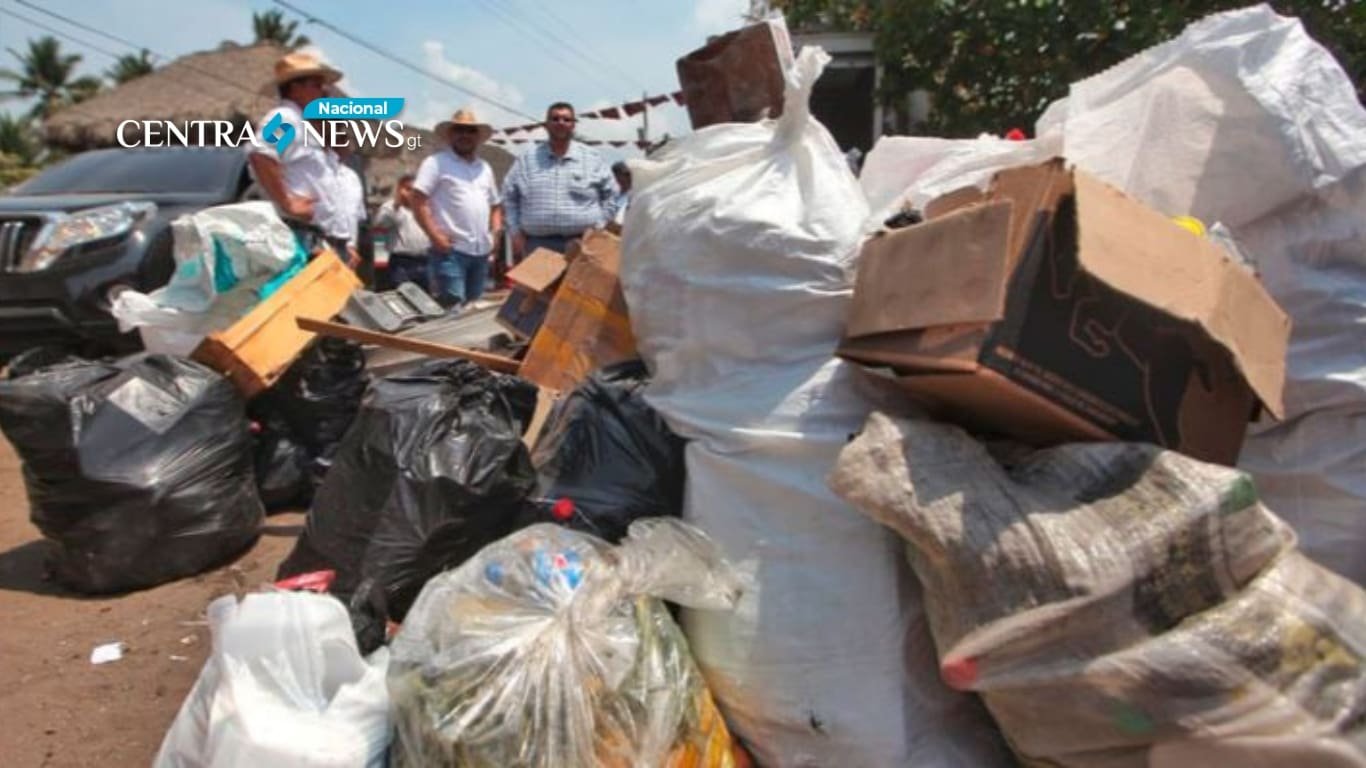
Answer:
[
  {"left": 620, "top": 37, "right": 1009, "bottom": 767},
  {"left": 831, "top": 412, "right": 1366, "bottom": 768},
  {"left": 856, "top": 6, "right": 1366, "bottom": 584},
  {"left": 387, "top": 519, "right": 745, "bottom": 768},
  {"left": 154, "top": 591, "right": 391, "bottom": 768},
  {"left": 113, "top": 202, "right": 300, "bottom": 354}
]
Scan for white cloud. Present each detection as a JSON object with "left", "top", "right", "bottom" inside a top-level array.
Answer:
[
  {"left": 418, "top": 40, "right": 527, "bottom": 129},
  {"left": 693, "top": 0, "right": 751, "bottom": 36}
]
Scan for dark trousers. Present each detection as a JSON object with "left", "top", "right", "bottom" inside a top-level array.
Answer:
[
  {"left": 387, "top": 253, "right": 430, "bottom": 293},
  {"left": 522, "top": 233, "right": 581, "bottom": 263}
]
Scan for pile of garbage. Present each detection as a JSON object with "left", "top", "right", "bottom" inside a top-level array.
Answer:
[{"left": 1, "top": 5, "right": 1364, "bottom": 766}]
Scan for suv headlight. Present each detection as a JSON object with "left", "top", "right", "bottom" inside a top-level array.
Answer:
[{"left": 19, "top": 201, "right": 157, "bottom": 272}]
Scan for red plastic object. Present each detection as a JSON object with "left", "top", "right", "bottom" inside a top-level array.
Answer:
[
  {"left": 551, "top": 498, "right": 575, "bottom": 521},
  {"left": 274, "top": 569, "right": 337, "bottom": 593},
  {"left": 1004, "top": 128, "right": 1027, "bottom": 141},
  {"left": 941, "top": 656, "right": 979, "bottom": 690}
]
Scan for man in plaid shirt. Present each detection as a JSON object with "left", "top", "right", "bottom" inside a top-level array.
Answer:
[{"left": 503, "top": 102, "right": 619, "bottom": 262}]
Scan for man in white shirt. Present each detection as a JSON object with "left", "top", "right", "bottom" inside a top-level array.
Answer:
[
  {"left": 411, "top": 108, "right": 503, "bottom": 309},
  {"left": 246, "top": 51, "right": 355, "bottom": 262},
  {"left": 374, "top": 174, "right": 432, "bottom": 291},
  {"left": 331, "top": 128, "right": 367, "bottom": 270}
]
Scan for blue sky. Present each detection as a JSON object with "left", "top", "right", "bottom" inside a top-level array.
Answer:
[{"left": 1, "top": 0, "right": 754, "bottom": 158}]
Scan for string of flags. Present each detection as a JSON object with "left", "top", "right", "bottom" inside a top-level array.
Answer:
[
  {"left": 490, "top": 138, "right": 654, "bottom": 149},
  {"left": 492, "top": 90, "right": 686, "bottom": 136}
]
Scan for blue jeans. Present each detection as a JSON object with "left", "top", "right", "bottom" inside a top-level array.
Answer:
[
  {"left": 387, "top": 253, "right": 431, "bottom": 294},
  {"left": 430, "top": 248, "right": 490, "bottom": 308}
]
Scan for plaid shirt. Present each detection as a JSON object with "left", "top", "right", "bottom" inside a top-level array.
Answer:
[{"left": 502, "top": 141, "right": 619, "bottom": 236}]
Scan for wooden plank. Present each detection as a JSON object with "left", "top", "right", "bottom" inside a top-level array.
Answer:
[{"left": 297, "top": 317, "right": 521, "bottom": 373}]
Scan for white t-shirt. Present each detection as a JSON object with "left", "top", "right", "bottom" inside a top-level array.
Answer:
[
  {"left": 413, "top": 148, "right": 500, "bottom": 255},
  {"left": 332, "top": 162, "right": 366, "bottom": 243},
  {"left": 248, "top": 100, "right": 349, "bottom": 239},
  {"left": 376, "top": 199, "right": 432, "bottom": 255}
]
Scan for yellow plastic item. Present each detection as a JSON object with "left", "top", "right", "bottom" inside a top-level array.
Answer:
[{"left": 1172, "top": 215, "right": 1207, "bottom": 237}]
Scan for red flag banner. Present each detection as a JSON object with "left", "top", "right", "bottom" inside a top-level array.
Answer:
[
  {"left": 646, "top": 94, "right": 669, "bottom": 107},
  {"left": 671, "top": 90, "right": 685, "bottom": 105},
  {"left": 623, "top": 101, "right": 646, "bottom": 116}
]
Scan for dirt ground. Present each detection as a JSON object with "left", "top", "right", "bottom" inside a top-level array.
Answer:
[{"left": 0, "top": 437, "right": 305, "bottom": 767}]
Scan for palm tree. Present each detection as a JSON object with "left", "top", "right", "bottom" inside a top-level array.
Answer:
[
  {"left": 0, "top": 36, "right": 103, "bottom": 119},
  {"left": 106, "top": 49, "right": 155, "bottom": 85},
  {"left": 252, "top": 10, "right": 310, "bottom": 48},
  {"left": 0, "top": 112, "right": 39, "bottom": 165}
]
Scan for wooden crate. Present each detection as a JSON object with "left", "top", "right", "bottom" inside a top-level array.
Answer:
[{"left": 193, "top": 250, "right": 361, "bottom": 397}]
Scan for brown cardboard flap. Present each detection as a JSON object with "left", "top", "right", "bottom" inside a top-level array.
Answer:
[
  {"left": 837, "top": 324, "right": 987, "bottom": 372},
  {"left": 847, "top": 201, "right": 1013, "bottom": 338},
  {"left": 576, "top": 229, "right": 621, "bottom": 274},
  {"left": 1071, "top": 172, "right": 1290, "bottom": 417},
  {"left": 896, "top": 368, "right": 1114, "bottom": 444},
  {"left": 507, "top": 248, "right": 568, "bottom": 293},
  {"left": 924, "top": 185, "right": 987, "bottom": 220},
  {"left": 989, "top": 159, "right": 1071, "bottom": 273}
]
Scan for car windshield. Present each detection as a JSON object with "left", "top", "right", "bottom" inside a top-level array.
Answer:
[{"left": 12, "top": 147, "right": 242, "bottom": 196}]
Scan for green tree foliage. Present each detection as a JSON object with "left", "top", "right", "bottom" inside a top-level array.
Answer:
[
  {"left": 252, "top": 10, "right": 311, "bottom": 48},
  {"left": 0, "top": 36, "right": 104, "bottom": 120},
  {"left": 106, "top": 49, "right": 155, "bottom": 85},
  {"left": 772, "top": 0, "right": 1365, "bottom": 137},
  {"left": 0, "top": 112, "right": 39, "bottom": 165}
]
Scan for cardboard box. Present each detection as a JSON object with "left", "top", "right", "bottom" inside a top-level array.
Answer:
[
  {"left": 193, "top": 250, "right": 360, "bottom": 397},
  {"left": 840, "top": 159, "right": 1291, "bottom": 465},
  {"left": 518, "top": 230, "right": 637, "bottom": 392},
  {"left": 496, "top": 248, "right": 568, "bottom": 339},
  {"left": 676, "top": 19, "right": 793, "bottom": 130}
]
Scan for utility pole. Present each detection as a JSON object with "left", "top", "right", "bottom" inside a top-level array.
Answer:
[{"left": 639, "top": 90, "right": 649, "bottom": 150}]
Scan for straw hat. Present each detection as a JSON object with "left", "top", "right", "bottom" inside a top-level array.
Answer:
[
  {"left": 436, "top": 108, "right": 493, "bottom": 142},
  {"left": 273, "top": 51, "right": 343, "bottom": 87}
]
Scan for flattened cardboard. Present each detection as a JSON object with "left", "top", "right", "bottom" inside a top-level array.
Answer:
[
  {"left": 847, "top": 201, "right": 1013, "bottom": 338},
  {"left": 519, "top": 231, "right": 636, "bottom": 392},
  {"left": 497, "top": 248, "right": 569, "bottom": 339},
  {"left": 840, "top": 160, "right": 1291, "bottom": 465},
  {"left": 506, "top": 248, "right": 568, "bottom": 293}
]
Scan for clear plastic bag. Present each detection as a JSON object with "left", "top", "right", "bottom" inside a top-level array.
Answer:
[
  {"left": 155, "top": 591, "right": 392, "bottom": 768},
  {"left": 831, "top": 412, "right": 1366, "bottom": 767},
  {"left": 387, "top": 518, "right": 744, "bottom": 768}
]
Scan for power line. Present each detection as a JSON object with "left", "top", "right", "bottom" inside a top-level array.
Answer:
[
  {"left": 13, "top": 0, "right": 162, "bottom": 62},
  {"left": 3, "top": 1, "right": 274, "bottom": 104},
  {"left": 512, "top": 0, "right": 649, "bottom": 93},
  {"left": 468, "top": 0, "right": 625, "bottom": 97},
  {"left": 273, "top": 0, "right": 541, "bottom": 124},
  {"left": 0, "top": 6, "right": 125, "bottom": 62}
]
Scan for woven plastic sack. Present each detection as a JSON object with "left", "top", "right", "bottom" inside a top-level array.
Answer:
[
  {"left": 387, "top": 519, "right": 744, "bottom": 768},
  {"left": 831, "top": 412, "right": 1366, "bottom": 767},
  {"left": 155, "top": 591, "right": 391, "bottom": 768},
  {"left": 619, "top": 32, "right": 1008, "bottom": 767}
]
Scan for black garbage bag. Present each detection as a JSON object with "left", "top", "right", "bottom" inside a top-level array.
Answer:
[
  {"left": 0, "top": 354, "right": 263, "bottom": 593},
  {"left": 252, "top": 420, "right": 312, "bottom": 511},
  {"left": 249, "top": 338, "right": 369, "bottom": 506},
  {"left": 520, "top": 359, "right": 686, "bottom": 542},
  {"left": 3, "top": 345, "right": 80, "bottom": 380},
  {"left": 277, "top": 359, "right": 538, "bottom": 643}
]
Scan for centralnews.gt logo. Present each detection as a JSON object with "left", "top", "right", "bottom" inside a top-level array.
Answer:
[
  {"left": 116, "top": 98, "right": 421, "bottom": 152},
  {"left": 262, "top": 112, "right": 296, "bottom": 156}
]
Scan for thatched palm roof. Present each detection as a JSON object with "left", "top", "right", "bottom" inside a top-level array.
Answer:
[
  {"left": 44, "top": 42, "right": 284, "bottom": 150},
  {"left": 41, "top": 41, "right": 517, "bottom": 206}
]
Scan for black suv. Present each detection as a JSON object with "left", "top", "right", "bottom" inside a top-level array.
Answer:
[{"left": 0, "top": 146, "right": 258, "bottom": 359}]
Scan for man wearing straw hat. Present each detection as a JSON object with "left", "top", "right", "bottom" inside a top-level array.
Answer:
[
  {"left": 247, "top": 51, "right": 356, "bottom": 262},
  {"left": 410, "top": 108, "right": 503, "bottom": 309}
]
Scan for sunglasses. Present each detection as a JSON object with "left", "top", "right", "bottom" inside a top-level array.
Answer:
[
  {"left": 452, "top": 126, "right": 480, "bottom": 135},
  {"left": 547, "top": 116, "right": 577, "bottom": 124}
]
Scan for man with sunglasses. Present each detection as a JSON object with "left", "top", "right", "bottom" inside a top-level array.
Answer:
[
  {"left": 247, "top": 52, "right": 354, "bottom": 258},
  {"left": 502, "top": 102, "right": 618, "bottom": 262},
  {"left": 410, "top": 108, "right": 502, "bottom": 309}
]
